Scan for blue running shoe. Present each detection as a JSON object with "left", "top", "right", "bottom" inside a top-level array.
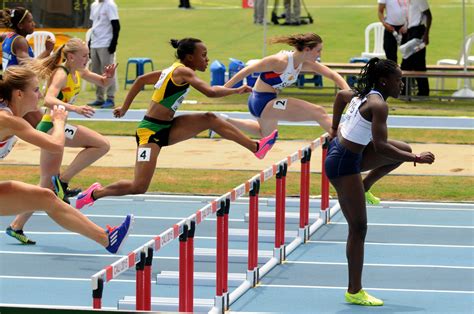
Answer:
[{"left": 105, "top": 215, "right": 134, "bottom": 254}]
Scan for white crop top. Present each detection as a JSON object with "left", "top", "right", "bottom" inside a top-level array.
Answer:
[
  {"left": 258, "top": 51, "right": 303, "bottom": 90},
  {"left": 0, "top": 103, "right": 17, "bottom": 160},
  {"left": 340, "top": 90, "right": 384, "bottom": 145}
]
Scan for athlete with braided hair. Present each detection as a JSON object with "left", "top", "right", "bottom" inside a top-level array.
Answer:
[{"left": 325, "top": 58, "right": 435, "bottom": 306}]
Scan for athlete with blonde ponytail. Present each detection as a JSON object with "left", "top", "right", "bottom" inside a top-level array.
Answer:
[
  {"left": 7, "top": 38, "right": 117, "bottom": 241},
  {"left": 0, "top": 66, "right": 132, "bottom": 253}
]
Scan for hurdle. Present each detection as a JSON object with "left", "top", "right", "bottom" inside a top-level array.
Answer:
[{"left": 90, "top": 134, "right": 341, "bottom": 313}]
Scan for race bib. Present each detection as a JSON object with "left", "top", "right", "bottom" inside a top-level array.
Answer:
[
  {"left": 273, "top": 99, "right": 288, "bottom": 110},
  {"left": 64, "top": 124, "right": 78, "bottom": 140},
  {"left": 137, "top": 147, "right": 151, "bottom": 162}
]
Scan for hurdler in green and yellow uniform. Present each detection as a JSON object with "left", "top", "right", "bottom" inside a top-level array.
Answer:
[
  {"left": 36, "top": 66, "right": 81, "bottom": 133},
  {"left": 136, "top": 62, "right": 190, "bottom": 147}
]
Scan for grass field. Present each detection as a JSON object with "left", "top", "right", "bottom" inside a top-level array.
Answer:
[
  {"left": 65, "top": 0, "right": 474, "bottom": 107},
  {"left": 4, "top": 1, "right": 473, "bottom": 202},
  {"left": 1, "top": 165, "right": 473, "bottom": 202}
]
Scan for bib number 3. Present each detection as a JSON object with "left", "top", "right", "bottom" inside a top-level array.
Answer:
[{"left": 64, "top": 124, "right": 78, "bottom": 140}]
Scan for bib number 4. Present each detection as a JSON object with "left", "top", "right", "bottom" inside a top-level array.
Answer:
[{"left": 137, "top": 147, "right": 151, "bottom": 162}]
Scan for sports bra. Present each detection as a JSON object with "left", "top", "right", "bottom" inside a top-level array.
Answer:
[
  {"left": 55, "top": 66, "right": 81, "bottom": 104},
  {"left": 0, "top": 103, "right": 18, "bottom": 160},
  {"left": 340, "top": 90, "right": 384, "bottom": 145},
  {"left": 258, "top": 51, "right": 302, "bottom": 90},
  {"left": 151, "top": 62, "right": 190, "bottom": 112}
]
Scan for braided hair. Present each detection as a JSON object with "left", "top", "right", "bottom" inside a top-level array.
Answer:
[
  {"left": 355, "top": 58, "right": 399, "bottom": 98},
  {"left": 0, "top": 7, "right": 30, "bottom": 32}
]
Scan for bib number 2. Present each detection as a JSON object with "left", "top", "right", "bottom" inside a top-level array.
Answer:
[{"left": 273, "top": 99, "right": 288, "bottom": 110}]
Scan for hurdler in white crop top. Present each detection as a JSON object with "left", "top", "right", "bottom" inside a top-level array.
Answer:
[
  {"left": 258, "top": 51, "right": 303, "bottom": 90},
  {"left": 0, "top": 103, "right": 18, "bottom": 160},
  {"left": 340, "top": 90, "right": 384, "bottom": 145}
]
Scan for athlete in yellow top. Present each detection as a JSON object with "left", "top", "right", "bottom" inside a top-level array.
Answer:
[
  {"left": 8, "top": 38, "right": 117, "bottom": 242},
  {"left": 75, "top": 37, "right": 278, "bottom": 209}
]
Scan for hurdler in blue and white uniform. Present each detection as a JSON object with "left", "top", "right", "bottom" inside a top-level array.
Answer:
[
  {"left": 222, "top": 33, "right": 350, "bottom": 138},
  {"left": 0, "top": 7, "right": 54, "bottom": 129}
]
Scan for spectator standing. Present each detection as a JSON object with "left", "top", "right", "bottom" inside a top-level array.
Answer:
[
  {"left": 377, "top": 0, "right": 408, "bottom": 63},
  {"left": 254, "top": 0, "right": 266, "bottom": 25},
  {"left": 401, "top": 0, "right": 432, "bottom": 96},
  {"left": 88, "top": 0, "right": 120, "bottom": 108},
  {"left": 178, "top": 0, "right": 193, "bottom": 9},
  {"left": 283, "top": 0, "right": 304, "bottom": 25}
]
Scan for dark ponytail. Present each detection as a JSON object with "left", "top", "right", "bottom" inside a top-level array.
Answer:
[
  {"left": 0, "top": 7, "right": 30, "bottom": 32},
  {"left": 355, "top": 58, "right": 398, "bottom": 98},
  {"left": 170, "top": 37, "right": 202, "bottom": 61}
]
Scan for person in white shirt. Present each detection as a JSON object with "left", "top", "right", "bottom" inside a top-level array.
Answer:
[
  {"left": 88, "top": 0, "right": 120, "bottom": 108},
  {"left": 401, "top": 0, "right": 432, "bottom": 96},
  {"left": 377, "top": 0, "right": 408, "bottom": 63}
]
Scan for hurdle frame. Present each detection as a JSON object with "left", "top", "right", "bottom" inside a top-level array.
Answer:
[{"left": 90, "top": 135, "right": 341, "bottom": 313}]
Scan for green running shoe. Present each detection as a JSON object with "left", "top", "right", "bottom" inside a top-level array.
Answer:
[
  {"left": 52, "top": 175, "right": 70, "bottom": 204},
  {"left": 365, "top": 190, "right": 381, "bottom": 205},
  {"left": 345, "top": 289, "right": 383, "bottom": 306},
  {"left": 6, "top": 226, "right": 36, "bottom": 245}
]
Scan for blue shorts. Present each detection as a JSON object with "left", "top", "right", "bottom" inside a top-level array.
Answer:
[
  {"left": 324, "top": 137, "right": 363, "bottom": 179},
  {"left": 247, "top": 91, "right": 277, "bottom": 118}
]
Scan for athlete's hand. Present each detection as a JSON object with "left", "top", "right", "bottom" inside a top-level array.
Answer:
[
  {"left": 51, "top": 105, "right": 68, "bottom": 123},
  {"left": 328, "top": 126, "right": 338, "bottom": 140},
  {"left": 236, "top": 85, "right": 252, "bottom": 94},
  {"left": 45, "top": 36, "right": 55, "bottom": 53},
  {"left": 102, "top": 63, "right": 118, "bottom": 79},
  {"left": 416, "top": 152, "right": 435, "bottom": 164},
  {"left": 113, "top": 106, "right": 127, "bottom": 118},
  {"left": 75, "top": 105, "right": 95, "bottom": 118}
]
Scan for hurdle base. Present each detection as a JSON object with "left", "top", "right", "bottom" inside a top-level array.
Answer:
[
  {"left": 244, "top": 211, "right": 320, "bottom": 224},
  {"left": 194, "top": 247, "right": 272, "bottom": 264},
  {"left": 229, "top": 228, "right": 297, "bottom": 243},
  {"left": 118, "top": 296, "right": 213, "bottom": 312},
  {"left": 156, "top": 271, "right": 245, "bottom": 287}
]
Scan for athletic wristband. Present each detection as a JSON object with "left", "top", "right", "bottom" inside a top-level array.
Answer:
[{"left": 414, "top": 154, "right": 421, "bottom": 167}]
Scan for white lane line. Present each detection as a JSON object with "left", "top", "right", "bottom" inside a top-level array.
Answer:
[
  {"left": 0, "top": 250, "right": 178, "bottom": 260},
  {"left": 371, "top": 206, "right": 474, "bottom": 212},
  {"left": 285, "top": 260, "right": 474, "bottom": 270},
  {"left": 0, "top": 303, "right": 116, "bottom": 310},
  {"left": 330, "top": 222, "right": 474, "bottom": 229},
  {"left": 307, "top": 240, "right": 474, "bottom": 249},
  {"left": 32, "top": 212, "right": 245, "bottom": 222},
  {"left": 11, "top": 231, "right": 216, "bottom": 240},
  {"left": 258, "top": 284, "right": 474, "bottom": 294},
  {"left": 0, "top": 275, "right": 149, "bottom": 284}
]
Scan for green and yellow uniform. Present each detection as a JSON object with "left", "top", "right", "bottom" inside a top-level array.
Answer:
[
  {"left": 136, "top": 62, "right": 190, "bottom": 147},
  {"left": 37, "top": 66, "right": 81, "bottom": 133}
]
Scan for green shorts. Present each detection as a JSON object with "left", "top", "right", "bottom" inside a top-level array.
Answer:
[
  {"left": 135, "top": 116, "right": 174, "bottom": 147},
  {"left": 36, "top": 114, "right": 54, "bottom": 133}
]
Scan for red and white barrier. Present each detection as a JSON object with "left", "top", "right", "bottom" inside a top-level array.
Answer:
[{"left": 91, "top": 134, "right": 341, "bottom": 313}]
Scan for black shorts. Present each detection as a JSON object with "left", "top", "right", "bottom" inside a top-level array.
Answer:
[
  {"left": 135, "top": 116, "right": 174, "bottom": 147},
  {"left": 324, "top": 137, "right": 363, "bottom": 179}
]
